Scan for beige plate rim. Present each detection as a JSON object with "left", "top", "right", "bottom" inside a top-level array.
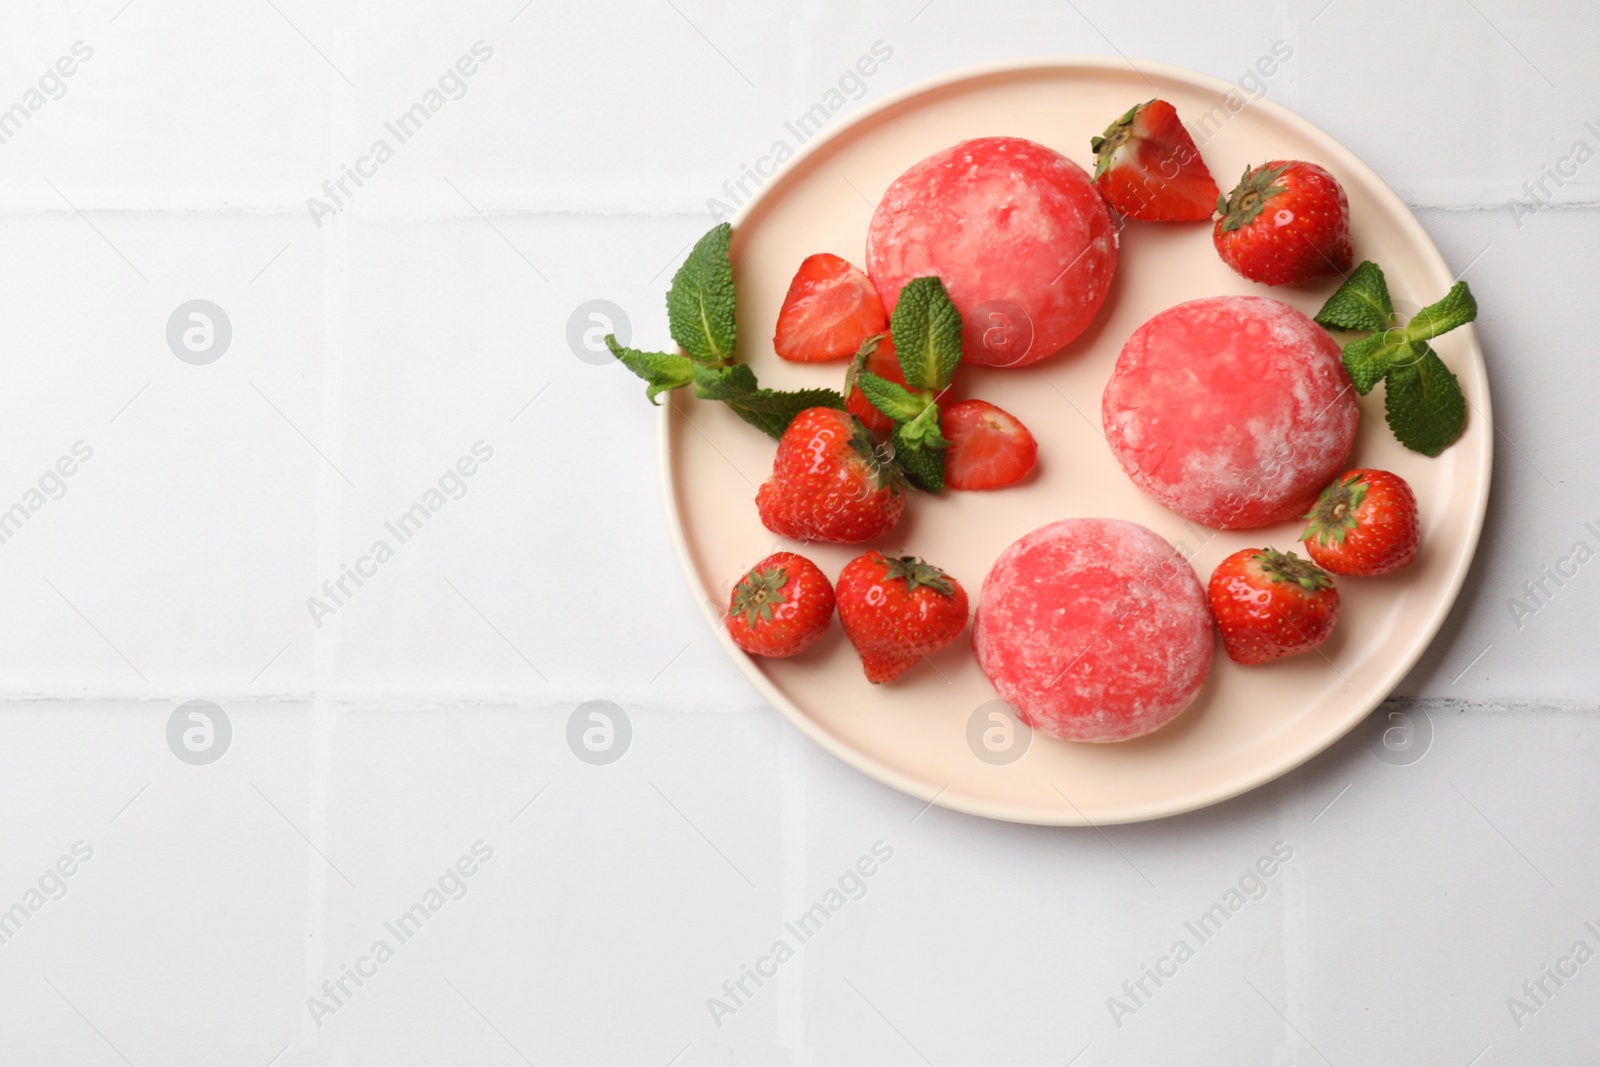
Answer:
[{"left": 655, "top": 55, "right": 1492, "bottom": 826}]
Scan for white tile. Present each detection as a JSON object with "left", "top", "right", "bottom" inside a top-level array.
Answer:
[{"left": 0, "top": 1, "right": 1595, "bottom": 1063}]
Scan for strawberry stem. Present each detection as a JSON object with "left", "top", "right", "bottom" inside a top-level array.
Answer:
[
  {"left": 731, "top": 566, "right": 789, "bottom": 626},
  {"left": 1253, "top": 548, "right": 1334, "bottom": 592},
  {"left": 880, "top": 555, "right": 954, "bottom": 597}
]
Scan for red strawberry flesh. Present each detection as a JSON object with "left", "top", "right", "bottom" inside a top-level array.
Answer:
[{"left": 774, "top": 253, "right": 887, "bottom": 363}]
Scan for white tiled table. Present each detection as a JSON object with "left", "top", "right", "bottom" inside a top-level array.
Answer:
[{"left": 0, "top": 1, "right": 1594, "bottom": 1063}]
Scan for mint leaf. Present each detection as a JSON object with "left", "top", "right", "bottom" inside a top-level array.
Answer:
[
  {"left": 667, "top": 223, "right": 736, "bottom": 365},
  {"left": 892, "top": 426, "right": 944, "bottom": 493},
  {"left": 1404, "top": 281, "right": 1477, "bottom": 343},
  {"left": 898, "top": 403, "right": 948, "bottom": 451},
  {"left": 856, "top": 371, "right": 928, "bottom": 424},
  {"left": 689, "top": 362, "right": 840, "bottom": 437},
  {"left": 1341, "top": 333, "right": 1398, "bottom": 395},
  {"left": 690, "top": 361, "right": 758, "bottom": 401},
  {"left": 891, "top": 403, "right": 948, "bottom": 494},
  {"left": 725, "top": 388, "right": 844, "bottom": 439},
  {"left": 1383, "top": 345, "right": 1467, "bottom": 457},
  {"left": 890, "top": 276, "right": 963, "bottom": 392},
  {"left": 607, "top": 336, "right": 694, "bottom": 402},
  {"left": 1315, "top": 261, "right": 1393, "bottom": 332}
]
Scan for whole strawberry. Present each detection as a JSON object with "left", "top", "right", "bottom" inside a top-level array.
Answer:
[
  {"left": 1213, "top": 160, "right": 1352, "bottom": 285},
  {"left": 836, "top": 552, "right": 968, "bottom": 683},
  {"left": 1301, "top": 469, "right": 1419, "bottom": 576},
  {"left": 1208, "top": 548, "right": 1340, "bottom": 665},
  {"left": 1091, "top": 98, "right": 1220, "bottom": 222},
  {"left": 757, "top": 407, "right": 905, "bottom": 544},
  {"left": 725, "top": 552, "right": 836, "bottom": 658}
]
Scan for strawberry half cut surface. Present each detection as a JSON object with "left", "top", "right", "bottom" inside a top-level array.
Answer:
[
  {"left": 942, "top": 399, "right": 1037, "bottom": 490},
  {"left": 774, "top": 253, "right": 888, "bottom": 362},
  {"left": 1091, "top": 99, "right": 1220, "bottom": 222}
]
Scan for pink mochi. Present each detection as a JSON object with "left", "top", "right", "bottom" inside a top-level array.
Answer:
[
  {"left": 1102, "top": 295, "right": 1358, "bottom": 529},
  {"left": 865, "top": 136, "right": 1118, "bottom": 367},
  {"left": 974, "top": 518, "right": 1213, "bottom": 743}
]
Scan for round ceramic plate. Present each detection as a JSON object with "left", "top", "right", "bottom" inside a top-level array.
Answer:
[{"left": 659, "top": 57, "right": 1490, "bottom": 825}]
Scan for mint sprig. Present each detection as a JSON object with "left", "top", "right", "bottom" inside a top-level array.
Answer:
[
  {"left": 607, "top": 223, "right": 844, "bottom": 439},
  {"left": 1314, "top": 261, "right": 1475, "bottom": 458},
  {"left": 855, "top": 277, "right": 963, "bottom": 493}
]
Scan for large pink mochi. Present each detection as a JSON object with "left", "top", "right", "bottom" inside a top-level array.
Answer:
[
  {"left": 974, "top": 518, "right": 1213, "bottom": 744},
  {"left": 865, "top": 136, "right": 1117, "bottom": 368},
  {"left": 1102, "top": 296, "right": 1358, "bottom": 529}
]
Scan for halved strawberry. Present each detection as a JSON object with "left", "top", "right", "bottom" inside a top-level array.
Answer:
[
  {"left": 943, "top": 399, "right": 1037, "bottom": 490},
  {"left": 1090, "top": 99, "right": 1219, "bottom": 222},
  {"left": 773, "top": 253, "right": 887, "bottom": 362}
]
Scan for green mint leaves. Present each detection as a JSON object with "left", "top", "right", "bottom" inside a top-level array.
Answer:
[
  {"left": 608, "top": 222, "right": 844, "bottom": 439},
  {"left": 1405, "top": 281, "right": 1478, "bottom": 341},
  {"left": 855, "top": 369, "right": 925, "bottom": 423},
  {"left": 1314, "top": 261, "right": 1475, "bottom": 457},
  {"left": 606, "top": 338, "right": 694, "bottom": 401},
  {"left": 854, "top": 277, "right": 964, "bottom": 493},
  {"left": 892, "top": 402, "right": 950, "bottom": 494},
  {"left": 1383, "top": 349, "right": 1468, "bottom": 459},
  {"left": 1338, "top": 332, "right": 1395, "bottom": 394},
  {"left": 666, "top": 223, "right": 737, "bottom": 364},
  {"left": 1311, "top": 260, "right": 1392, "bottom": 332},
  {"left": 693, "top": 363, "right": 844, "bottom": 437},
  {"left": 892, "top": 276, "right": 964, "bottom": 392}
]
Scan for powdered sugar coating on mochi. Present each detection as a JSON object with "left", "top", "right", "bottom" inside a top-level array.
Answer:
[
  {"left": 865, "top": 136, "right": 1117, "bottom": 367},
  {"left": 1101, "top": 296, "right": 1358, "bottom": 529},
  {"left": 973, "top": 518, "right": 1213, "bottom": 744}
]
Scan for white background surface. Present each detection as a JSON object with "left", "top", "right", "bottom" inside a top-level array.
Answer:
[{"left": 0, "top": 0, "right": 1594, "bottom": 1063}]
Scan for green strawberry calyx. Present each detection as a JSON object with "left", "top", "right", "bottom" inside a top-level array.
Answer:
[
  {"left": 1217, "top": 163, "right": 1291, "bottom": 231},
  {"left": 1254, "top": 548, "right": 1334, "bottom": 593},
  {"left": 881, "top": 554, "right": 954, "bottom": 597},
  {"left": 844, "top": 332, "right": 888, "bottom": 408},
  {"left": 1301, "top": 473, "right": 1369, "bottom": 548},
  {"left": 1089, "top": 100, "right": 1150, "bottom": 180},
  {"left": 731, "top": 565, "right": 789, "bottom": 626}
]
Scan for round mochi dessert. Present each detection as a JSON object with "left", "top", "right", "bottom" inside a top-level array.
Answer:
[
  {"left": 973, "top": 518, "right": 1213, "bottom": 743},
  {"left": 866, "top": 136, "right": 1117, "bottom": 368},
  {"left": 1102, "top": 295, "right": 1358, "bottom": 529}
]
